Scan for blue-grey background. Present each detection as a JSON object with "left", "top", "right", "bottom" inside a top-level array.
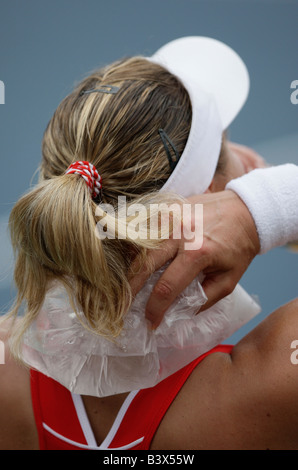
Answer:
[{"left": 0, "top": 0, "right": 297, "bottom": 343}]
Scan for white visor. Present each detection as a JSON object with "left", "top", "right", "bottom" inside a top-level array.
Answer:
[{"left": 149, "top": 36, "right": 250, "bottom": 197}]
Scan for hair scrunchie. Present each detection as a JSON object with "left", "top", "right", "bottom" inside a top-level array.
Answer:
[{"left": 65, "top": 161, "right": 102, "bottom": 199}]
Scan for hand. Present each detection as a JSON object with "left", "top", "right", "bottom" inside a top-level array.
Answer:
[{"left": 129, "top": 190, "right": 260, "bottom": 329}]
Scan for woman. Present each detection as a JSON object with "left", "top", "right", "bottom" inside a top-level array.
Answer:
[{"left": 1, "top": 37, "right": 298, "bottom": 450}]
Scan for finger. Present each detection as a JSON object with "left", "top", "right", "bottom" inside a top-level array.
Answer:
[
  {"left": 145, "top": 251, "right": 209, "bottom": 329},
  {"left": 128, "top": 239, "right": 178, "bottom": 298},
  {"left": 199, "top": 272, "right": 236, "bottom": 312}
]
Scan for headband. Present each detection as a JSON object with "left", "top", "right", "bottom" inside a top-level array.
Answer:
[{"left": 149, "top": 36, "right": 250, "bottom": 197}]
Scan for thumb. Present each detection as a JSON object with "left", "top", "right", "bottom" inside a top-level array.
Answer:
[{"left": 145, "top": 251, "right": 210, "bottom": 329}]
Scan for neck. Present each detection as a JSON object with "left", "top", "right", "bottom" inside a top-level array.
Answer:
[{"left": 81, "top": 392, "right": 130, "bottom": 445}]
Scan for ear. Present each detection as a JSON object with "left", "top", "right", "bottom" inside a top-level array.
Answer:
[{"left": 204, "top": 179, "right": 215, "bottom": 193}]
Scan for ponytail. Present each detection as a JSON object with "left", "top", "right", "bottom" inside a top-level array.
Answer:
[{"left": 6, "top": 170, "right": 183, "bottom": 360}]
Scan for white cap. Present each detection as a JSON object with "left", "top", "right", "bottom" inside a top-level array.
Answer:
[{"left": 149, "top": 36, "right": 250, "bottom": 196}]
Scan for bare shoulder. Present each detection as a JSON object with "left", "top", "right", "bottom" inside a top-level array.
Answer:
[
  {"left": 151, "top": 298, "right": 298, "bottom": 450},
  {"left": 0, "top": 318, "right": 39, "bottom": 449}
]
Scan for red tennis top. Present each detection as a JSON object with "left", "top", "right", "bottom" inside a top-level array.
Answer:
[{"left": 30, "top": 344, "right": 233, "bottom": 450}]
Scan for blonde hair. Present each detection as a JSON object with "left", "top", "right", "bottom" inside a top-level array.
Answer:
[{"left": 6, "top": 57, "right": 195, "bottom": 359}]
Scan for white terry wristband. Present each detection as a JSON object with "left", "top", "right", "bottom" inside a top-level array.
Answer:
[{"left": 226, "top": 164, "right": 298, "bottom": 254}]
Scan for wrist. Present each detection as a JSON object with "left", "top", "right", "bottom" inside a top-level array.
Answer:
[
  {"left": 224, "top": 189, "right": 260, "bottom": 257},
  {"left": 188, "top": 189, "right": 260, "bottom": 258}
]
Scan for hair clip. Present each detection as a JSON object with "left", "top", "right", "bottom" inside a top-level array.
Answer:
[
  {"left": 158, "top": 129, "right": 181, "bottom": 172},
  {"left": 79, "top": 85, "right": 120, "bottom": 96}
]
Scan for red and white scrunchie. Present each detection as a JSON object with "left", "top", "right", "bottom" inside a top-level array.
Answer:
[{"left": 65, "top": 161, "right": 102, "bottom": 199}]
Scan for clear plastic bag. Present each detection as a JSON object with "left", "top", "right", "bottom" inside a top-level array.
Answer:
[{"left": 21, "top": 266, "right": 260, "bottom": 397}]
